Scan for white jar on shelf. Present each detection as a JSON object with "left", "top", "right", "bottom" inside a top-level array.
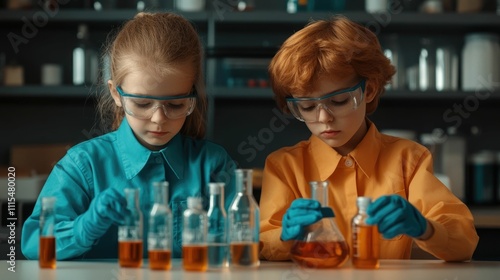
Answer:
[
  {"left": 461, "top": 33, "right": 500, "bottom": 91},
  {"left": 175, "top": 0, "right": 205, "bottom": 12}
]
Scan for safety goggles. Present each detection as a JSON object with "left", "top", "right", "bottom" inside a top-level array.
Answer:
[
  {"left": 117, "top": 86, "right": 196, "bottom": 120},
  {"left": 285, "top": 80, "right": 365, "bottom": 123}
]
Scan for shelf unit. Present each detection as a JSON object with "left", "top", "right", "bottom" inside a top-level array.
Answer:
[
  {"left": 1, "top": 10, "right": 499, "bottom": 95},
  {"left": 1, "top": 8, "right": 500, "bottom": 175}
]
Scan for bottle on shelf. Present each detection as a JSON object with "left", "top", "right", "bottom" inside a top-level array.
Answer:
[
  {"left": 228, "top": 169, "right": 260, "bottom": 268},
  {"left": 148, "top": 181, "right": 173, "bottom": 270},
  {"left": 468, "top": 151, "right": 495, "bottom": 205},
  {"left": 73, "top": 24, "right": 98, "bottom": 86},
  {"left": 39, "top": 196, "right": 56, "bottom": 269},
  {"left": 182, "top": 197, "right": 208, "bottom": 271},
  {"left": 461, "top": 33, "right": 500, "bottom": 91},
  {"left": 418, "top": 37, "right": 435, "bottom": 91},
  {"left": 441, "top": 126, "right": 466, "bottom": 201},
  {"left": 290, "top": 181, "right": 349, "bottom": 269},
  {"left": 352, "top": 196, "right": 379, "bottom": 269},
  {"left": 207, "top": 182, "right": 228, "bottom": 269},
  {"left": 118, "top": 188, "right": 143, "bottom": 268},
  {"left": 236, "top": 0, "right": 255, "bottom": 11}
]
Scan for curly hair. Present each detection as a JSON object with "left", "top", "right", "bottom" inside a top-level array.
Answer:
[{"left": 269, "top": 15, "right": 395, "bottom": 115}]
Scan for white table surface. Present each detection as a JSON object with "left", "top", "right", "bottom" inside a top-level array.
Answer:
[{"left": 2, "top": 259, "right": 499, "bottom": 280}]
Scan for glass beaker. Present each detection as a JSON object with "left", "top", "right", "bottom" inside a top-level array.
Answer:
[
  {"left": 148, "top": 181, "right": 173, "bottom": 270},
  {"left": 207, "top": 182, "right": 228, "bottom": 269},
  {"left": 228, "top": 169, "right": 260, "bottom": 267},
  {"left": 39, "top": 196, "right": 56, "bottom": 269},
  {"left": 118, "top": 188, "right": 143, "bottom": 268},
  {"left": 290, "top": 181, "right": 349, "bottom": 268}
]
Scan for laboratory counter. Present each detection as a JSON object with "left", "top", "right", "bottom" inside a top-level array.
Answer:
[{"left": 2, "top": 259, "right": 500, "bottom": 280}]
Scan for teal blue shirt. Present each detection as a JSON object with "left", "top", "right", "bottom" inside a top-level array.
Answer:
[{"left": 21, "top": 119, "right": 236, "bottom": 260}]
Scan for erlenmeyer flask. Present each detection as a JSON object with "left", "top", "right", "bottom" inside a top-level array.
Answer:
[{"left": 290, "top": 181, "right": 349, "bottom": 268}]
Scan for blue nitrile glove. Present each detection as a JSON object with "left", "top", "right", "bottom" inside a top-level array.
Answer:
[
  {"left": 75, "top": 188, "right": 129, "bottom": 247},
  {"left": 281, "top": 198, "right": 334, "bottom": 241},
  {"left": 366, "top": 195, "right": 427, "bottom": 239}
]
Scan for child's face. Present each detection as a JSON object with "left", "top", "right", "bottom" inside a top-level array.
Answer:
[
  {"left": 111, "top": 62, "right": 195, "bottom": 150},
  {"left": 301, "top": 75, "right": 368, "bottom": 155}
]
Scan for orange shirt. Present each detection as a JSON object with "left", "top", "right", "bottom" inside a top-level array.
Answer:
[{"left": 259, "top": 121, "right": 478, "bottom": 262}]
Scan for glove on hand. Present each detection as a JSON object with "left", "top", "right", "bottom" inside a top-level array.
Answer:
[
  {"left": 281, "top": 198, "right": 331, "bottom": 241},
  {"left": 75, "top": 188, "right": 129, "bottom": 247},
  {"left": 366, "top": 195, "right": 427, "bottom": 239}
]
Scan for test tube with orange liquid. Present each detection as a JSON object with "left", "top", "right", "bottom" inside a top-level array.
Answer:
[
  {"left": 182, "top": 197, "right": 208, "bottom": 271},
  {"left": 148, "top": 181, "right": 173, "bottom": 270},
  {"left": 352, "top": 196, "right": 380, "bottom": 269},
  {"left": 118, "top": 188, "right": 143, "bottom": 268},
  {"left": 39, "top": 197, "right": 56, "bottom": 269}
]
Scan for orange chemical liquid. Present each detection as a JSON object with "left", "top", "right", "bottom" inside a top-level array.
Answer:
[
  {"left": 352, "top": 225, "right": 380, "bottom": 269},
  {"left": 119, "top": 241, "right": 143, "bottom": 268},
  {"left": 148, "top": 250, "right": 172, "bottom": 270},
  {"left": 182, "top": 245, "right": 208, "bottom": 271},
  {"left": 39, "top": 236, "right": 56, "bottom": 269},
  {"left": 290, "top": 241, "right": 349, "bottom": 269},
  {"left": 230, "top": 242, "right": 260, "bottom": 267}
]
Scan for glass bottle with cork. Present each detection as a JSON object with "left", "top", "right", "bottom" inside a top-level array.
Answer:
[
  {"left": 207, "top": 182, "right": 228, "bottom": 269},
  {"left": 290, "top": 181, "right": 349, "bottom": 268},
  {"left": 228, "top": 169, "right": 260, "bottom": 267},
  {"left": 352, "top": 196, "right": 380, "bottom": 269},
  {"left": 148, "top": 181, "right": 172, "bottom": 270},
  {"left": 182, "top": 197, "right": 208, "bottom": 271},
  {"left": 39, "top": 196, "right": 56, "bottom": 269},
  {"left": 118, "top": 188, "right": 143, "bottom": 268}
]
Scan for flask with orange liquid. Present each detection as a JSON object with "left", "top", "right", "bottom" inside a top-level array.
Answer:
[
  {"left": 118, "top": 188, "right": 143, "bottom": 268},
  {"left": 182, "top": 197, "right": 208, "bottom": 271},
  {"left": 148, "top": 181, "right": 173, "bottom": 270},
  {"left": 228, "top": 169, "right": 260, "bottom": 267},
  {"left": 290, "top": 181, "right": 350, "bottom": 269},
  {"left": 39, "top": 196, "right": 56, "bottom": 269},
  {"left": 352, "top": 196, "right": 380, "bottom": 269}
]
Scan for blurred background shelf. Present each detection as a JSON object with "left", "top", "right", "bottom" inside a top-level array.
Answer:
[{"left": 0, "top": 85, "right": 92, "bottom": 98}]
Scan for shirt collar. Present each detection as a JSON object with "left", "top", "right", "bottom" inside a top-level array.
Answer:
[
  {"left": 116, "top": 118, "right": 185, "bottom": 180},
  {"left": 349, "top": 120, "right": 381, "bottom": 178},
  {"left": 310, "top": 119, "right": 381, "bottom": 181}
]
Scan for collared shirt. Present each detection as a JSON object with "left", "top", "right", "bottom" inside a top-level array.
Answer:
[
  {"left": 22, "top": 118, "right": 236, "bottom": 260},
  {"left": 259, "top": 121, "right": 478, "bottom": 262}
]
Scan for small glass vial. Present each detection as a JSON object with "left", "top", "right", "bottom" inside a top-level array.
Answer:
[
  {"left": 182, "top": 197, "right": 208, "bottom": 271},
  {"left": 207, "top": 183, "right": 228, "bottom": 269},
  {"left": 228, "top": 169, "right": 260, "bottom": 267},
  {"left": 148, "top": 181, "right": 173, "bottom": 270},
  {"left": 118, "top": 188, "right": 143, "bottom": 268},
  {"left": 72, "top": 24, "right": 98, "bottom": 86},
  {"left": 290, "top": 181, "right": 349, "bottom": 268},
  {"left": 39, "top": 196, "right": 56, "bottom": 269},
  {"left": 352, "top": 196, "right": 380, "bottom": 269}
]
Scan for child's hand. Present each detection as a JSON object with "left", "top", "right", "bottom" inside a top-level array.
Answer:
[
  {"left": 91, "top": 188, "right": 129, "bottom": 225},
  {"left": 75, "top": 188, "right": 130, "bottom": 247},
  {"left": 281, "top": 198, "right": 324, "bottom": 241},
  {"left": 366, "top": 195, "right": 427, "bottom": 239}
]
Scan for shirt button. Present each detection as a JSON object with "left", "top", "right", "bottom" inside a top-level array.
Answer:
[
  {"left": 155, "top": 157, "right": 162, "bottom": 164},
  {"left": 345, "top": 158, "right": 353, "bottom": 167}
]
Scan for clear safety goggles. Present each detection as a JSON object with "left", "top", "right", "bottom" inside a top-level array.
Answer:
[
  {"left": 117, "top": 86, "right": 197, "bottom": 120},
  {"left": 285, "top": 80, "right": 365, "bottom": 122}
]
